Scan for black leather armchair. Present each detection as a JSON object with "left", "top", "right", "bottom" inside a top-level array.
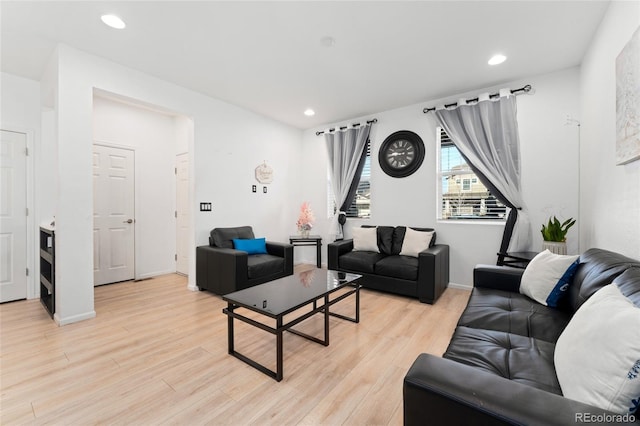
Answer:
[{"left": 196, "top": 226, "right": 293, "bottom": 295}]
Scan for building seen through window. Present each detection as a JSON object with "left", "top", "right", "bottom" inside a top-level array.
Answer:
[
  {"left": 345, "top": 141, "right": 370, "bottom": 218},
  {"left": 439, "top": 128, "right": 506, "bottom": 220}
]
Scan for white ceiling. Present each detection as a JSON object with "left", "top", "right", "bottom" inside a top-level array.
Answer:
[{"left": 1, "top": 1, "right": 610, "bottom": 129}]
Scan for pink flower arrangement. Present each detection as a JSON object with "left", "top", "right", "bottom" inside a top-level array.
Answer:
[
  {"left": 296, "top": 202, "right": 315, "bottom": 234},
  {"left": 299, "top": 269, "right": 316, "bottom": 287}
]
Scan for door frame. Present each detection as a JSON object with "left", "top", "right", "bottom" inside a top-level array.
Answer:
[
  {"left": 93, "top": 141, "right": 138, "bottom": 281},
  {"left": 0, "top": 125, "right": 36, "bottom": 299}
]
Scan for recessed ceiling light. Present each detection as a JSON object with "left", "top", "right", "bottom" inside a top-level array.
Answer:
[
  {"left": 488, "top": 54, "right": 507, "bottom": 65},
  {"left": 101, "top": 14, "right": 126, "bottom": 29},
  {"left": 320, "top": 36, "right": 336, "bottom": 47},
  {"left": 304, "top": 109, "right": 316, "bottom": 117}
]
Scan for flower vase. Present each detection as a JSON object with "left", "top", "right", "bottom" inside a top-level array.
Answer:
[{"left": 300, "top": 229, "right": 310, "bottom": 238}]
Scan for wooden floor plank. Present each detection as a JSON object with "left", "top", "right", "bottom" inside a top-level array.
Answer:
[{"left": 0, "top": 267, "right": 469, "bottom": 425}]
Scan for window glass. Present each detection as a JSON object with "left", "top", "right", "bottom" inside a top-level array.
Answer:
[{"left": 438, "top": 128, "right": 505, "bottom": 220}]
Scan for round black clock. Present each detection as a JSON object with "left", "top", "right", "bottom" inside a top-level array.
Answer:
[{"left": 378, "top": 130, "right": 425, "bottom": 178}]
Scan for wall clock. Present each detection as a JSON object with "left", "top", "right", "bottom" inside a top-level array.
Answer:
[{"left": 378, "top": 130, "right": 425, "bottom": 178}]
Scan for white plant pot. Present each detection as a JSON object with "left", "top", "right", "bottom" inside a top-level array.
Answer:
[{"left": 542, "top": 240, "right": 567, "bottom": 255}]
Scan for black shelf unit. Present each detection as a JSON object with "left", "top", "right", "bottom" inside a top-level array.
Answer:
[{"left": 39, "top": 227, "right": 55, "bottom": 318}]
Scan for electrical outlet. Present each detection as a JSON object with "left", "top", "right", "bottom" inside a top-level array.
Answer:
[{"left": 199, "top": 202, "right": 212, "bottom": 211}]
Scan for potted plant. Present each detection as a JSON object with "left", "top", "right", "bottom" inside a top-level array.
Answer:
[{"left": 541, "top": 216, "right": 576, "bottom": 254}]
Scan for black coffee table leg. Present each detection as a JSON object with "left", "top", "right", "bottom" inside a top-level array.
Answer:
[
  {"left": 276, "top": 317, "right": 283, "bottom": 381},
  {"left": 227, "top": 302, "right": 235, "bottom": 354}
]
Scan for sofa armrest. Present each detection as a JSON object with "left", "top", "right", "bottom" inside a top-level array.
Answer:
[
  {"left": 417, "top": 244, "right": 449, "bottom": 303},
  {"left": 328, "top": 239, "right": 354, "bottom": 270},
  {"left": 473, "top": 264, "right": 524, "bottom": 293},
  {"left": 196, "top": 245, "right": 248, "bottom": 294},
  {"left": 266, "top": 241, "right": 294, "bottom": 275},
  {"left": 404, "top": 353, "right": 638, "bottom": 426}
]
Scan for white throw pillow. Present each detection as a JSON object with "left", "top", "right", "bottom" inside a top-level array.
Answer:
[
  {"left": 554, "top": 283, "right": 640, "bottom": 415},
  {"left": 519, "top": 250, "right": 579, "bottom": 307},
  {"left": 399, "top": 228, "right": 434, "bottom": 257},
  {"left": 352, "top": 227, "right": 379, "bottom": 252}
]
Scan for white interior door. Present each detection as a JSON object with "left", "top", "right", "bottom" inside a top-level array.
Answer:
[
  {"left": 93, "top": 145, "right": 135, "bottom": 286},
  {"left": 176, "top": 153, "right": 189, "bottom": 276},
  {"left": 0, "top": 130, "right": 27, "bottom": 302}
]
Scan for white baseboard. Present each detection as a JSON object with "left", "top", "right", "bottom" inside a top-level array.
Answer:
[
  {"left": 295, "top": 261, "right": 326, "bottom": 268},
  {"left": 54, "top": 310, "right": 96, "bottom": 326},
  {"left": 136, "top": 269, "right": 175, "bottom": 280},
  {"left": 447, "top": 282, "right": 473, "bottom": 291}
]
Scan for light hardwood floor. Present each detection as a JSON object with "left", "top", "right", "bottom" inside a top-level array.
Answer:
[{"left": 1, "top": 267, "right": 470, "bottom": 425}]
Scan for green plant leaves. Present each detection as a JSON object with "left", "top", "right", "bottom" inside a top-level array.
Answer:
[{"left": 541, "top": 216, "right": 576, "bottom": 242}]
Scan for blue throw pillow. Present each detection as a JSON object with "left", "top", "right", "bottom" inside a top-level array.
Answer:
[{"left": 232, "top": 238, "right": 267, "bottom": 255}]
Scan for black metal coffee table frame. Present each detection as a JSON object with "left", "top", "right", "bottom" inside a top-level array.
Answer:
[{"left": 222, "top": 277, "right": 360, "bottom": 382}]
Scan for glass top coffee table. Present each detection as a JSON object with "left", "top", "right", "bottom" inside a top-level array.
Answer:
[{"left": 222, "top": 269, "right": 361, "bottom": 381}]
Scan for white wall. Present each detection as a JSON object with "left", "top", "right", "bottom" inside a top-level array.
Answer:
[
  {"left": 301, "top": 67, "right": 581, "bottom": 287},
  {"left": 92, "top": 96, "right": 181, "bottom": 279},
  {"left": 40, "top": 44, "right": 303, "bottom": 325},
  {"left": 0, "top": 72, "right": 41, "bottom": 298},
  {"left": 580, "top": 1, "right": 640, "bottom": 259}
]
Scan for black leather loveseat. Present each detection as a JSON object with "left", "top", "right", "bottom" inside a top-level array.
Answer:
[
  {"left": 404, "top": 248, "right": 640, "bottom": 425},
  {"left": 196, "top": 226, "right": 293, "bottom": 295},
  {"left": 328, "top": 226, "right": 449, "bottom": 304}
]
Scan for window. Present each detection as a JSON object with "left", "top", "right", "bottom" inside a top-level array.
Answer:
[
  {"left": 328, "top": 141, "right": 371, "bottom": 219},
  {"left": 437, "top": 128, "right": 505, "bottom": 220}
]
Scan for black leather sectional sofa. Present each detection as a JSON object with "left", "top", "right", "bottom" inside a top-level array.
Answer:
[
  {"left": 403, "top": 248, "right": 640, "bottom": 425},
  {"left": 328, "top": 226, "right": 449, "bottom": 304}
]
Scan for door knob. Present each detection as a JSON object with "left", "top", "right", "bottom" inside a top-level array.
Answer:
[{"left": 123, "top": 219, "right": 133, "bottom": 224}]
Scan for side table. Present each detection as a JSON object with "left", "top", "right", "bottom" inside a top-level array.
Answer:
[
  {"left": 496, "top": 251, "right": 539, "bottom": 269},
  {"left": 289, "top": 235, "right": 322, "bottom": 268}
]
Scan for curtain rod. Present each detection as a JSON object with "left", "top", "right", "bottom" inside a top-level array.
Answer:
[
  {"left": 422, "top": 84, "right": 532, "bottom": 114},
  {"left": 315, "top": 118, "right": 378, "bottom": 136}
]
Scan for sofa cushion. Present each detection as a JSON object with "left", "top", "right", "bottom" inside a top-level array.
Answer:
[
  {"left": 376, "top": 226, "right": 395, "bottom": 255},
  {"left": 247, "top": 254, "right": 284, "bottom": 279},
  {"left": 615, "top": 267, "right": 640, "bottom": 306},
  {"left": 375, "top": 255, "right": 419, "bottom": 281},
  {"left": 211, "top": 226, "right": 255, "bottom": 249},
  {"left": 519, "top": 250, "right": 579, "bottom": 308},
  {"left": 233, "top": 237, "right": 267, "bottom": 255},
  {"left": 555, "top": 282, "right": 640, "bottom": 415},
  {"left": 458, "top": 287, "right": 572, "bottom": 343},
  {"left": 567, "top": 248, "right": 640, "bottom": 312},
  {"left": 339, "top": 251, "right": 386, "bottom": 274},
  {"left": 399, "top": 228, "right": 435, "bottom": 257},
  {"left": 391, "top": 227, "right": 407, "bottom": 255},
  {"left": 444, "top": 326, "right": 562, "bottom": 395},
  {"left": 352, "top": 227, "right": 379, "bottom": 252},
  {"left": 393, "top": 227, "right": 436, "bottom": 254}
]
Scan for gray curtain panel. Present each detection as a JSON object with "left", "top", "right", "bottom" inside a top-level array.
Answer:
[
  {"left": 325, "top": 123, "right": 372, "bottom": 239},
  {"left": 435, "top": 91, "right": 531, "bottom": 252}
]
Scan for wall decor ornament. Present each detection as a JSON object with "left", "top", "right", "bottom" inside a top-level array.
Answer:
[
  {"left": 255, "top": 161, "right": 274, "bottom": 183},
  {"left": 615, "top": 26, "right": 640, "bottom": 165}
]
